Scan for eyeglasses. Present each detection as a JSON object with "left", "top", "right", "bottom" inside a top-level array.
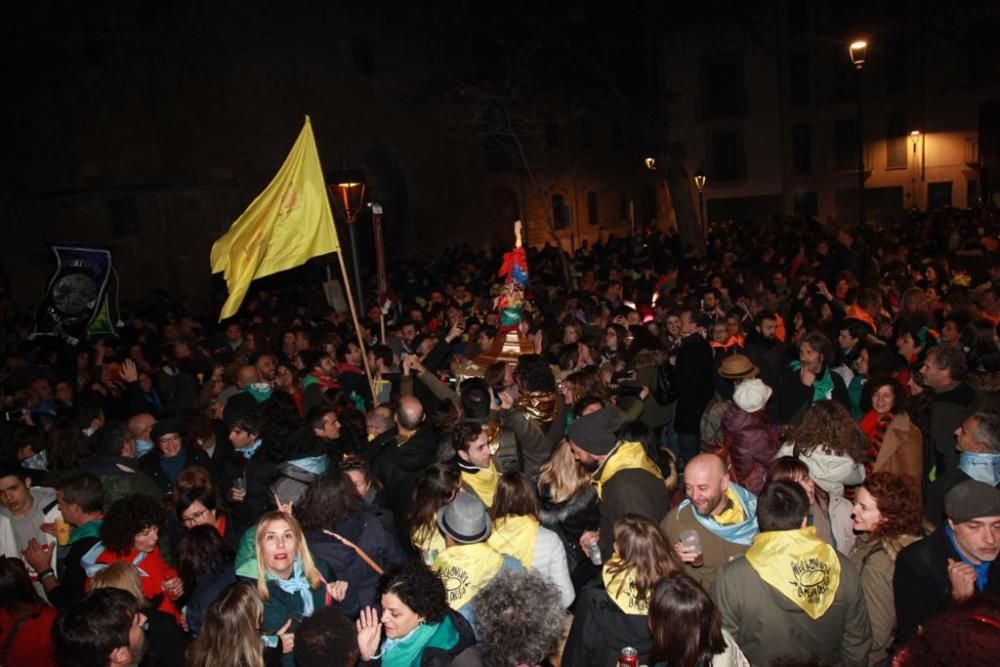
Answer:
[
  {"left": 339, "top": 459, "right": 367, "bottom": 470},
  {"left": 182, "top": 508, "right": 210, "bottom": 526}
]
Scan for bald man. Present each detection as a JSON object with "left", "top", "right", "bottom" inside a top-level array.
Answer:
[
  {"left": 370, "top": 395, "right": 440, "bottom": 550},
  {"left": 223, "top": 365, "right": 267, "bottom": 425},
  {"left": 126, "top": 413, "right": 157, "bottom": 459},
  {"left": 661, "top": 453, "right": 760, "bottom": 589}
]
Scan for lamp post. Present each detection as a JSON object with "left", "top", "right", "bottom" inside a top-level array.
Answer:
[
  {"left": 910, "top": 130, "right": 921, "bottom": 209},
  {"left": 693, "top": 171, "right": 707, "bottom": 241},
  {"left": 328, "top": 169, "right": 366, "bottom": 312},
  {"left": 849, "top": 39, "right": 868, "bottom": 226}
]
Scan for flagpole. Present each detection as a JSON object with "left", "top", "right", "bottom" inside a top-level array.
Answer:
[{"left": 333, "top": 248, "right": 379, "bottom": 405}]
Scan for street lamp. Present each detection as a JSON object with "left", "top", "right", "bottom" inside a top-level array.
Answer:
[
  {"left": 910, "top": 131, "right": 921, "bottom": 209},
  {"left": 849, "top": 38, "right": 868, "bottom": 226},
  {"left": 693, "top": 172, "right": 707, "bottom": 241},
  {"left": 328, "top": 168, "right": 366, "bottom": 312},
  {"left": 644, "top": 156, "right": 657, "bottom": 170}
]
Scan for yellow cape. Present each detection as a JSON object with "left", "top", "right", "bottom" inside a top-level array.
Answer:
[
  {"left": 745, "top": 527, "right": 841, "bottom": 620},
  {"left": 432, "top": 542, "right": 504, "bottom": 609},
  {"left": 593, "top": 441, "right": 662, "bottom": 499},
  {"left": 488, "top": 515, "right": 540, "bottom": 567}
]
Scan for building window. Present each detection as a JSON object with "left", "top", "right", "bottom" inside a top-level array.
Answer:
[
  {"left": 927, "top": 182, "right": 953, "bottom": 210},
  {"left": 546, "top": 120, "right": 559, "bottom": 149},
  {"left": 794, "top": 191, "right": 818, "bottom": 218},
  {"left": 701, "top": 55, "right": 747, "bottom": 120},
  {"left": 611, "top": 121, "right": 624, "bottom": 150},
  {"left": 834, "top": 118, "right": 858, "bottom": 172},
  {"left": 710, "top": 131, "right": 745, "bottom": 182},
  {"left": 581, "top": 119, "right": 593, "bottom": 148},
  {"left": 968, "top": 180, "right": 980, "bottom": 208},
  {"left": 789, "top": 55, "right": 810, "bottom": 106},
  {"left": 886, "top": 113, "right": 907, "bottom": 169},
  {"left": 552, "top": 194, "right": 570, "bottom": 229},
  {"left": 787, "top": 1, "right": 808, "bottom": 32},
  {"left": 792, "top": 124, "right": 812, "bottom": 175},
  {"left": 884, "top": 33, "right": 908, "bottom": 95},
  {"left": 587, "top": 191, "right": 599, "bottom": 225}
]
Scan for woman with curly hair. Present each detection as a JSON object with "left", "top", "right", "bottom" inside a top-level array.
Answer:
[
  {"left": 848, "top": 472, "right": 923, "bottom": 665},
  {"left": 777, "top": 401, "right": 868, "bottom": 554},
  {"left": 83, "top": 493, "right": 184, "bottom": 621},
  {"left": 355, "top": 561, "right": 476, "bottom": 667},
  {"left": 408, "top": 463, "right": 461, "bottom": 565},
  {"left": 563, "top": 514, "right": 683, "bottom": 667}
]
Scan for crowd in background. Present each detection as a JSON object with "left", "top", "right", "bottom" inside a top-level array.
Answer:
[{"left": 0, "top": 205, "right": 998, "bottom": 666}]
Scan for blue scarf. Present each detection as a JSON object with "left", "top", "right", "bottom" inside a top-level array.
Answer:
[
  {"left": 287, "top": 455, "right": 327, "bottom": 476},
  {"left": 946, "top": 523, "right": 991, "bottom": 592},
  {"left": 678, "top": 483, "right": 760, "bottom": 546},
  {"left": 240, "top": 438, "right": 263, "bottom": 460},
  {"left": 267, "top": 556, "right": 315, "bottom": 617},
  {"left": 959, "top": 452, "right": 1000, "bottom": 487}
]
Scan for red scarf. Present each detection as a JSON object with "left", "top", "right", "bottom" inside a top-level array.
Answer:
[{"left": 859, "top": 410, "right": 893, "bottom": 475}]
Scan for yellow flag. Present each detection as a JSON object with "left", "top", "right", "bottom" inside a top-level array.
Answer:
[{"left": 211, "top": 116, "right": 339, "bottom": 320}]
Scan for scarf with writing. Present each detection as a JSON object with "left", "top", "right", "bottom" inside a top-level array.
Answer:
[
  {"left": 488, "top": 515, "right": 540, "bottom": 567},
  {"left": 592, "top": 441, "right": 663, "bottom": 499},
  {"left": 678, "top": 483, "right": 759, "bottom": 545},
  {"left": 745, "top": 527, "right": 841, "bottom": 619},
  {"left": 602, "top": 557, "right": 650, "bottom": 615},
  {"left": 432, "top": 542, "right": 504, "bottom": 609}
]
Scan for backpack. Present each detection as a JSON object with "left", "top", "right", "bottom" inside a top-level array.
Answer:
[{"left": 653, "top": 362, "right": 678, "bottom": 405}]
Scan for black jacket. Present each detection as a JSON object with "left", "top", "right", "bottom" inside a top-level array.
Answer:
[
  {"left": 674, "top": 333, "right": 715, "bottom": 434},
  {"left": 138, "top": 447, "right": 216, "bottom": 498},
  {"left": 219, "top": 447, "right": 278, "bottom": 536},
  {"left": 894, "top": 525, "right": 1000, "bottom": 642},
  {"left": 306, "top": 507, "right": 407, "bottom": 610},
  {"left": 47, "top": 530, "right": 101, "bottom": 609},
  {"left": 777, "top": 363, "right": 850, "bottom": 425},
  {"left": 370, "top": 426, "right": 440, "bottom": 549},
  {"left": 563, "top": 578, "right": 652, "bottom": 667},
  {"left": 743, "top": 330, "right": 786, "bottom": 398}
]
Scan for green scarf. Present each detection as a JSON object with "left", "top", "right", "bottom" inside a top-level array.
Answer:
[
  {"left": 382, "top": 616, "right": 459, "bottom": 667},
  {"left": 70, "top": 519, "right": 103, "bottom": 544},
  {"left": 790, "top": 361, "right": 835, "bottom": 402}
]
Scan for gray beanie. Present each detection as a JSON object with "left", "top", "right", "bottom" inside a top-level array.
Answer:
[
  {"left": 945, "top": 479, "right": 1000, "bottom": 523},
  {"left": 437, "top": 491, "right": 491, "bottom": 544},
  {"left": 566, "top": 406, "right": 619, "bottom": 455}
]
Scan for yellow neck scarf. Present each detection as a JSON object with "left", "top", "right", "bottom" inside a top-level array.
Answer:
[
  {"left": 713, "top": 485, "right": 747, "bottom": 526},
  {"left": 487, "top": 515, "right": 539, "bottom": 567},
  {"left": 432, "top": 542, "right": 504, "bottom": 610},
  {"left": 461, "top": 462, "right": 499, "bottom": 508},
  {"left": 412, "top": 518, "right": 447, "bottom": 567},
  {"left": 602, "top": 557, "right": 650, "bottom": 615},
  {"left": 745, "top": 527, "right": 841, "bottom": 620},
  {"left": 593, "top": 441, "right": 663, "bottom": 499}
]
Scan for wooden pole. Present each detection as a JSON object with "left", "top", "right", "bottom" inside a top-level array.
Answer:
[{"left": 334, "top": 248, "right": 379, "bottom": 405}]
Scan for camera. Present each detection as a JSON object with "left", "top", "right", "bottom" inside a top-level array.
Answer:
[{"left": 2, "top": 409, "right": 26, "bottom": 422}]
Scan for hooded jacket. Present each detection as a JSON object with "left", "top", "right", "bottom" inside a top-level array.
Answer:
[{"left": 713, "top": 546, "right": 871, "bottom": 667}]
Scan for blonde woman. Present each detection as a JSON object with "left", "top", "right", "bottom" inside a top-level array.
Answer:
[
  {"left": 187, "top": 581, "right": 266, "bottom": 667},
  {"left": 255, "top": 511, "right": 352, "bottom": 666},
  {"left": 91, "top": 561, "right": 189, "bottom": 665},
  {"left": 538, "top": 440, "right": 600, "bottom": 582}
]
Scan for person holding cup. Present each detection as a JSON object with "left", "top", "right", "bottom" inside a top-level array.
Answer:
[
  {"left": 221, "top": 414, "right": 276, "bottom": 536},
  {"left": 661, "top": 454, "right": 759, "bottom": 591}
]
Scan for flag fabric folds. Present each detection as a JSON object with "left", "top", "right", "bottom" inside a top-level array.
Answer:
[
  {"left": 211, "top": 116, "right": 339, "bottom": 320},
  {"left": 31, "top": 245, "right": 114, "bottom": 344}
]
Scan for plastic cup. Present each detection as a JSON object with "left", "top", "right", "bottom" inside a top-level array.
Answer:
[
  {"left": 54, "top": 518, "right": 71, "bottom": 547},
  {"left": 679, "top": 529, "right": 704, "bottom": 567}
]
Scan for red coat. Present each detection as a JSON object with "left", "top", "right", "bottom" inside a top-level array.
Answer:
[
  {"left": 0, "top": 605, "right": 57, "bottom": 667},
  {"left": 94, "top": 546, "right": 181, "bottom": 621}
]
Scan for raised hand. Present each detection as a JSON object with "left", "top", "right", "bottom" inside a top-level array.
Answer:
[{"left": 355, "top": 606, "right": 383, "bottom": 661}]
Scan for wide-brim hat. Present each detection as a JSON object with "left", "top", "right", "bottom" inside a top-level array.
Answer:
[
  {"left": 718, "top": 354, "right": 759, "bottom": 380},
  {"left": 437, "top": 491, "right": 491, "bottom": 544}
]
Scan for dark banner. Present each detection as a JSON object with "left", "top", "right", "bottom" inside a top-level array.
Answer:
[{"left": 31, "top": 245, "right": 113, "bottom": 344}]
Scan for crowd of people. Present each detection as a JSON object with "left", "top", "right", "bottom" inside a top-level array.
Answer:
[{"left": 0, "top": 206, "right": 999, "bottom": 666}]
